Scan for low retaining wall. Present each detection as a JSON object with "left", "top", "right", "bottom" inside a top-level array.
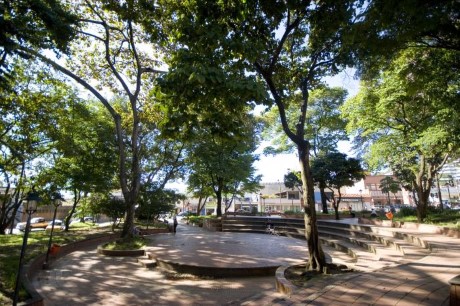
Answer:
[
  {"left": 140, "top": 228, "right": 169, "bottom": 235},
  {"left": 97, "top": 245, "right": 145, "bottom": 257},
  {"left": 275, "top": 265, "right": 297, "bottom": 296},
  {"left": 203, "top": 219, "right": 222, "bottom": 231}
]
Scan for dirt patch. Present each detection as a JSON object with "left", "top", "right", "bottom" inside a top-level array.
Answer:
[{"left": 284, "top": 263, "right": 354, "bottom": 287}]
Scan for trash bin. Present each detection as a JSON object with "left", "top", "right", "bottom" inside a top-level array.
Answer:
[{"left": 50, "top": 244, "right": 61, "bottom": 256}]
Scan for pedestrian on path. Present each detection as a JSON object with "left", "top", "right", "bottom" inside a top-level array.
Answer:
[{"left": 173, "top": 216, "right": 178, "bottom": 233}]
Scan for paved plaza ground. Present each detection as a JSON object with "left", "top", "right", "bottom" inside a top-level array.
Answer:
[{"left": 32, "top": 220, "right": 460, "bottom": 305}]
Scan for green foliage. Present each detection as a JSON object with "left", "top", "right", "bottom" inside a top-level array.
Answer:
[
  {"left": 342, "top": 47, "right": 460, "bottom": 221},
  {"left": 185, "top": 113, "right": 261, "bottom": 216},
  {"left": 137, "top": 185, "right": 184, "bottom": 219},
  {"left": 263, "top": 86, "right": 349, "bottom": 155},
  {"left": 284, "top": 171, "right": 302, "bottom": 190},
  {"left": 379, "top": 177, "right": 401, "bottom": 195},
  {"left": 397, "top": 207, "right": 417, "bottom": 218},
  {"left": 395, "top": 208, "right": 460, "bottom": 227},
  {"left": 103, "top": 237, "right": 146, "bottom": 250},
  {"left": 0, "top": 0, "right": 77, "bottom": 83},
  {"left": 94, "top": 195, "right": 126, "bottom": 225},
  {"left": 282, "top": 210, "right": 303, "bottom": 216},
  {"left": 351, "top": 0, "right": 460, "bottom": 78},
  {"left": 187, "top": 215, "right": 205, "bottom": 226},
  {"left": 311, "top": 152, "right": 365, "bottom": 190}
]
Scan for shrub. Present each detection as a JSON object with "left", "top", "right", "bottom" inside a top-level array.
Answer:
[
  {"left": 283, "top": 210, "right": 303, "bottom": 217},
  {"left": 398, "top": 206, "right": 417, "bottom": 217},
  {"left": 188, "top": 215, "right": 204, "bottom": 226}
]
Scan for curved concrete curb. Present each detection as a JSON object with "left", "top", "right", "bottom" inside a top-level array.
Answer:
[
  {"left": 275, "top": 265, "right": 297, "bottom": 296},
  {"left": 153, "top": 256, "right": 279, "bottom": 277},
  {"left": 97, "top": 244, "right": 145, "bottom": 257}
]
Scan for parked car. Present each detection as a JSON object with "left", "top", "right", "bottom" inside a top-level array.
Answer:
[
  {"left": 16, "top": 217, "right": 48, "bottom": 231},
  {"left": 45, "top": 219, "right": 64, "bottom": 231},
  {"left": 176, "top": 211, "right": 192, "bottom": 221},
  {"left": 235, "top": 209, "right": 248, "bottom": 213}
]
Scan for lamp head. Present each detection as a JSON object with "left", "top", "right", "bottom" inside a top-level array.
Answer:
[
  {"left": 25, "top": 191, "right": 41, "bottom": 214},
  {"left": 51, "top": 192, "right": 64, "bottom": 208}
]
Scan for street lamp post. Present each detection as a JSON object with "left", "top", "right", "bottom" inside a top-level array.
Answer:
[
  {"left": 43, "top": 192, "right": 63, "bottom": 269},
  {"left": 13, "top": 190, "right": 40, "bottom": 306},
  {"left": 359, "top": 189, "right": 363, "bottom": 211}
]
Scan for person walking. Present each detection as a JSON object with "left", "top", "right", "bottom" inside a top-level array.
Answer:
[{"left": 173, "top": 216, "right": 178, "bottom": 233}]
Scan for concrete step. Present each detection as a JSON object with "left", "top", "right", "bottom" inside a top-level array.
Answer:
[
  {"left": 318, "top": 222, "right": 431, "bottom": 255},
  {"left": 137, "top": 255, "right": 157, "bottom": 268}
]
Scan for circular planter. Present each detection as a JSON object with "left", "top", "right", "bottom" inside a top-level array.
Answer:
[
  {"left": 97, "top": 244, "right": 145, "bottom": 257},
  {"left": 275, "top": 265, "right": 298, "bottom": 295}
]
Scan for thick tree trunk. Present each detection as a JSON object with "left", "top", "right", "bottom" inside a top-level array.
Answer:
[
  {"left": 415, "top": 188, "right": 430, "bottom": 222},
  {"left": 333, "top": 201, "right": 340, "bottom": 220},
  {"left": 120, "top": 108, "right": 142, "bottom": 238},
  {"left": 414, "top": 176, "right": 431, "bottom": 223},
  {"left": 215, "top": 179, "right": 223, "bottom": 217},
  {"left": 299, "top": 145, "right": 326, "bottom": 272}
]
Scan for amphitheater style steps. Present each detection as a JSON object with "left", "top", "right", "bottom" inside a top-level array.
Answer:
[
  {"left": 221, "top": 216, "right": 432, "bottom": 272},
  {"left": 318, "top": 222, "right": 431, "bottom": 260}
]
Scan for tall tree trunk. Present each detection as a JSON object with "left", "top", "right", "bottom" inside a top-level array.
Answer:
[
  {"left": 299, "top": 144, "right": 326, "bottom": 272},
  {"left": 64, "top": 189, "right": 81, "bottom": 231},
  {"left": 215, "top": 178, "right": 224, "bottom": 217},
  {"left": 414, "top": 176, "right": 431, "bottom": 223},
  {"left": 333, "top": 198, "right": 340, "bottom": 220}
]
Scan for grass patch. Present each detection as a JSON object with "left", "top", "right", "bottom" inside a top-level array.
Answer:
[
  {"left": 134, "top": 220, "right": 169, "bottom": 229},
  {"left": 372, "top": 207, "right": 460, "bottom": 229},
  {"left": 67, "top": 221, "right": 99, "bottom": 229},
  {"left": 103, "top": 237, "right": 146, "bottom": 250}
]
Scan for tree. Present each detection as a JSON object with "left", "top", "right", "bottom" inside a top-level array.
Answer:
[
  {"left": 18, "top": 1, "right": 184, "bottom": 238},
  {"left": 137, "top": 184, "right": 184, "bottom": 226},
  {"left": 158, "top": 0, "right": 362, "bottom": 271},
  {"left": 35, "top": 101, "right": 119, "bottom": 231},
  {"left": 0, "top": 0, "right": 77, "bottom": 84},
  {"left": 342, "top": 47, "right": 460, "bottom": 222},
  {"left": 186, "top": 114, "right": 261, "bottom": 217},
  {"left": 379, "top": 177, "right": 401, "bottom": 208},
  {"left": 351, "top": 0, "right": 460, "bottom": 79},
  {"left": 94, "top": 194, "right": 126, "bottom": 231},
  {"left": 284, "top": 171, "right": 302, "bottom": 194},
  {"left": 311, "top": 152, "right": 365, "bottom": 220},
  {"left": 263, "top": 86, "right": 349, "bottom": 214},
  {"left": 0, "top": 60, "right": 79, "bottom": 234}
]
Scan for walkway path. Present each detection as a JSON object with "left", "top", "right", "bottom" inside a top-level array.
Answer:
[
  {"left": 32, "top": 220, "right": 460, "bottom": 305},
  {"left": 33, "top": 223, "right": 289, "bottom": 305}
]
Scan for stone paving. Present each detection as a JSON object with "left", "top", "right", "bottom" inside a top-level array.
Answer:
[{"left": 31, "top": 220, "right": 460, "bottom": 305}]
